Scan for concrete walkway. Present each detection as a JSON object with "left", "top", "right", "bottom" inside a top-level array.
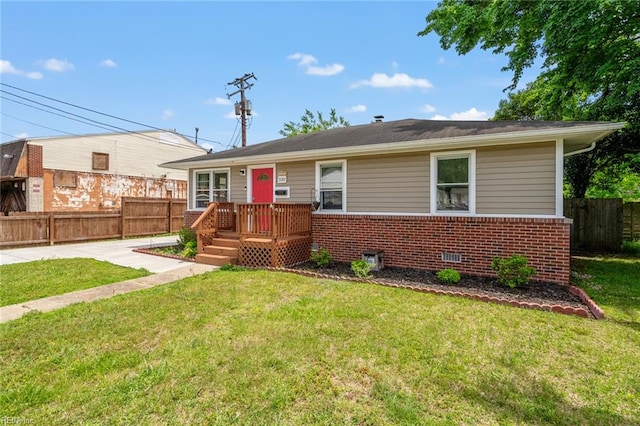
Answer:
[
  {"left": 0, "top": 237, "right": 217, "bottom": 323},
  {"left": 0, "top": 236, "right": 195, "bottom": 273}
]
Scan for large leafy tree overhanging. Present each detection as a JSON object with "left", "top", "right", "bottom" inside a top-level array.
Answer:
[
  {"left": 419, "top": 0, "right": 640, "bottom": 198},
  {"left": 279, "top": 109, "right": 350, "bottom": 138}
]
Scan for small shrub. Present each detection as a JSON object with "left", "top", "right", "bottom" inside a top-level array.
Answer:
[
  {"left": 177, "top": 227, "right": 197, "bottom": 251},
  {"left": 310, "top": 247, "right": 332, "bottom": 268},
  {"left": 351, "top": 259, "right": 372, "bottom": 278},
  {"left": 181, "top": 240, "right": 197, "bottom": 258},
  {"left": 436, "top": 268, "right": 460, "bottom": 284},
  {"left": 491, "top": 254, "right": 537, "bottom": 288},
  {"left": 622, "top": 239, "right": 640, "bottom": 256}
]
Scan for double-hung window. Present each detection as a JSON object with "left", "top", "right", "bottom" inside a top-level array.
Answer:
[
  {"left": 316, "top": 160, "right": 346, "bottom": 211},
  {"left": 430, "top": 151, "right": 475, "bottom": 214},
  {"left": 193, "top": 169, "right": 229, "bottom": 209}
]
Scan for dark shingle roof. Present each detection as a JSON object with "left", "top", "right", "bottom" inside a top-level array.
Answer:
[
  {"left": 163, "top": 118, "right": 615, "bottom": 166},
  {"left": 0, "top": 140, "right": 26, "bottom": 178}
]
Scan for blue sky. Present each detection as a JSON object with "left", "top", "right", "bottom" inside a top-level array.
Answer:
[{"left": 1, "top": 1, "right": 540, "bottom": 152}]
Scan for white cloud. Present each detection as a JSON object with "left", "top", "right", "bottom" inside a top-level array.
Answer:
[
  {"left": 199, "top": 142, "right": 214, "bottom": 151},
  {"left": 25, "top": 72, "right": 43, "bottom": 79},
  {"left": 421, "top": 104, "right": 436, "bottom": 114},
  {"left": 40, "top": 58, "right": 75, "bottom": 72},
  {"left": 346, "top": 104, "right": 367, "bottom": 113},
  {"left": 307, "top": 64, "right": 344, "bottom": 76},
  {"left": 391, "top": 61, "right": 399, "bottom": 71},
  {"left": 287, "top": 52, "right": 344, "bottom": 76},
  {"left": 351, "top": 73, "right": 433, "bottom": 90},
  {"left": 450, "top": 107, "right": 489, "bottom": 120},
  {"left": 0, "top": 60, "right": 43, "bottom": 79},
  {"left": 15, "top": 132, "right": 29, "bottom": 139},
  {"left": 287, "top": 53, "right": 318, "bottom": 66},
  {"left": 437, "top": 57, "right": 446, "bottom": 65},
  {"left": 0, "top": 60, "right": 19, "bottom": 74},
  {"left": 224, "top": 110, "right": 239, "bottom": 119},
  {"left": 204, "top": 97, "right": 231, "bottom": 106},
  {"left": 430, "top": 107, "right": 489, "bottom": 121},
  {"left": 99, "top": 59, "right": 117, "bottom": 68},
  {"left": 162, "top": 109, "right": 174, "bottom": 120}
]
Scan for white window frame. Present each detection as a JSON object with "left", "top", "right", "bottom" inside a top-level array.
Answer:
[
  {"left": 430, "top": 150, "right": 476, "bottom": 215},
  {"left": 315, "top": 160, "right": 347, "bottom": 212},
  {"left": 191, "top": 168, "right": 230, "bottom": 210}
]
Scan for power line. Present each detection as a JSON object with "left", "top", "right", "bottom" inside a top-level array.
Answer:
[
  {"left": 1, "top": 112, "right": 84, "bottom": 137},
  {"left": 0, "top": 83, "right": 225, "bottom": 147}
]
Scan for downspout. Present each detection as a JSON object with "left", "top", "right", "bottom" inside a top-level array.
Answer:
[{"left": 563, "top": 142, "right": 596, "bottom": 157}]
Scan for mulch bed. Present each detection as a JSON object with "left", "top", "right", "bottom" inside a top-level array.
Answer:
[{"left": 277, "top": 261, "right": 603, "bottom": 319}]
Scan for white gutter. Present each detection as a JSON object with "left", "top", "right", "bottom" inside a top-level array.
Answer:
[{"left": 563, "top": 142, "right": 596, "bottom": 157}]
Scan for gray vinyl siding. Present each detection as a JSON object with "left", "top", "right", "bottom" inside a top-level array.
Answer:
[
  {"left": 275, "top": 161, "right": 315, "bottom": 203},
  {"left": 347, "top": 153, "right": 429, "bottom": 213},
  {"left": 476, "top": 141, "right": 556, "bottom": 215},
  {"left": 229, "top": 166, "right": 246, "bottom": 203}
]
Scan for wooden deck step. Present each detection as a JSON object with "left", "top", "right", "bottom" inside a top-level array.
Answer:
[
  {"left": 210, "top": 238, "right": 240, "bottom": 248},
  {"left": 204, "top": 245, "right": 239, "bottom": 257},
  {"left": 195, "top": 253, "right": 238, "bottom": 266}
]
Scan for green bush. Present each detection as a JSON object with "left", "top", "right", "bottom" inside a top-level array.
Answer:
[
  {"left": 622, "top": 239, "right": 640, "bottom": 256},
  {"left": 310, "top": 247, "right": 332, "bottom": 268},
  {"left": 181, "top": 240, "right": 197, "bottom": 258},
  {"left": 351, "top": 259, "right": 372, "bottom": 278},
  {"left": 491, "top": 254, "right": 537, "bottom": 288},
  {"left": 177, "top": 227, "right": 197, "bottom": 251},
  {"left": 436, "top": 268, "right": 461, "bottom": 284}
]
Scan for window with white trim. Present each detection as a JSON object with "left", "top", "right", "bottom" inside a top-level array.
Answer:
[
  {"left": 193, "top": 169, "right": 229, "bottom": 209},
  {"left": 431, "top": 151, "right": 475, "bottom": 214},
  {"left": 316, "top": 160, "right": 346, "bottom": 211}
]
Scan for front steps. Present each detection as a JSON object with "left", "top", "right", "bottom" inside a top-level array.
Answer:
[{"left": 195, "top": 237, "right": 239, "bottom": 267}]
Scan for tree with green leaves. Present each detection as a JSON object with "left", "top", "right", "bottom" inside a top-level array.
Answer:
[
  {"left": 279, "top": 108, "right": 349, "bottom": 138},
  {"left": 420, "top": 0, "right": 640, "bottom": 198}
]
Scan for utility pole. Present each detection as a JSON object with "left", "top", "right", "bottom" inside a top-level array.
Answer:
[{"left": 226, "top": 73, "right": 256, "bottom": 147}]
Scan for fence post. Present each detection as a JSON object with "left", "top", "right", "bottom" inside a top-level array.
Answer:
[
  {"left": 168, "top": 198, "right": 173, "bottom": 233},
  {"left": 121, "top": 197, "right": 126, "bottom": 239},
  {"left": 49, "top": 213, "right": 55, "bottom": 245}
]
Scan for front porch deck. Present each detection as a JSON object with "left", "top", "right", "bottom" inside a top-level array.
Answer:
[{"left": 191, "top": 202, "right": 312, "bottom": 267}]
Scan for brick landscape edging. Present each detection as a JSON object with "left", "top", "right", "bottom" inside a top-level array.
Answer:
[
  {"left": 568, "top": 285, "right": 606, "bottom": 319},
  {"left": 272, "top": 267, "right": 601, "bottom": 320},
  {"left": 133, "top": 246, "right": 196, "bottom": 262}
]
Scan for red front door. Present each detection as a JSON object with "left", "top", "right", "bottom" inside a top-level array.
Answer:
[
  {"left": 251, "top": 167, "right": 274, "bottom": 203},
  {"left": 251, "top": 168, "right": 273, "bottom": 233}
]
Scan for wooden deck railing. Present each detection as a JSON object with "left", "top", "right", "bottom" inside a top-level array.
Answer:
[
  {"left": 236, "top": 203, "right": 312, "bottom": 239},
  {"left": 190, "top": 202, "right": 235, "bottom": 252}
]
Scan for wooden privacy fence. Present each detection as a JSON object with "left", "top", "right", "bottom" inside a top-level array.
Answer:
[
  {"left": 0, "top": 197, "right": 186, "bottom": 248},
  {"left": 623, "top": 202, "right": 640, "bottom": 241},
  {"left": 563, "top": 198, "right": 640, "bottom": 252}
]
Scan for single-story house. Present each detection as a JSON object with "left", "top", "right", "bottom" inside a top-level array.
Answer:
[
  {"left": 0, "top": 130, "right": 207, "bottom": 213},
  {"left": 162, "top": 118, "right": 624, "bottom": 284}
]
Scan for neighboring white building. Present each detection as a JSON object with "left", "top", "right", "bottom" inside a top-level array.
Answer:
[{"left": 0, "top": 130, "right": 207, "bottom": 213}]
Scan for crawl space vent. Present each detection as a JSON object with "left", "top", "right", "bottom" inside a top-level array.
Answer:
[{"left": 441, "top": 252, "right": 462, "bottom": 263}]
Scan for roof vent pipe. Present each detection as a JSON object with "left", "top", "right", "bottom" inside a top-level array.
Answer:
[{"left": 373, "top": 115, "right": 384, "bottom": 123}]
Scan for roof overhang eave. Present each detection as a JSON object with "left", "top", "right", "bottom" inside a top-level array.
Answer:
[{"left": 162, "top": 122, "right": 626, "bottom": 170}]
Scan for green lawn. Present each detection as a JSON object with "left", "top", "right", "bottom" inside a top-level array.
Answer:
[
  {"left": 571, "top": 255, "right": 640, "bottom": 325},
  {"left": 1, "top": 261, "right": 639, "bottom": 425},
  {"left": 0, "top": 258, "right": 150, "bottom": 306}
]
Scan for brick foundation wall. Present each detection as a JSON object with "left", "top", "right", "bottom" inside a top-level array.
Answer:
[
  {"left": 184, "top": 210, "right": 202, "bottom": 228},
  {"left": 311, "top": 214, "right": 571, "bottom": 284}
]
